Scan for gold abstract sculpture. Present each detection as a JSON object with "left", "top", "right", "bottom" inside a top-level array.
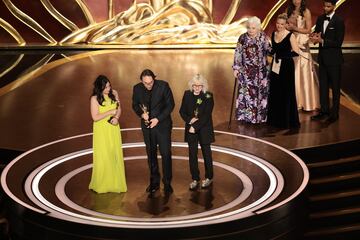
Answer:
[
  {"left": 62, "top": 0, "right": 247, "bottom": 45},
  {"left": 0, "top": 0, "right": 348, "bottom": 46}
]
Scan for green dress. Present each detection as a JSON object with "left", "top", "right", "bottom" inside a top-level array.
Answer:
[{"left": 89, "top": 95, "right": 127, "bottom": 193}]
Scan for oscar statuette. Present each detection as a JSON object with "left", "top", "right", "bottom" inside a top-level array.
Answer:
[{"left": 140, "top": 104, "right": 150, "bottom": 127}]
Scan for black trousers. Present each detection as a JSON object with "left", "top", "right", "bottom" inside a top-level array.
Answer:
[
  {"left": 142, "top": 125, "right": 172, "bottom": 187},
  {"left": 319, "top": 64, "right": 342, "bottom": 117},
  {"left": 188, "top": 140, "right": 213, "bottom": 181}
]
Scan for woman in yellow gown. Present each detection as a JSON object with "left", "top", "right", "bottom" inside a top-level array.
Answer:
[{"left": 89, "top": 75, "right": 127, "bottom": 193}]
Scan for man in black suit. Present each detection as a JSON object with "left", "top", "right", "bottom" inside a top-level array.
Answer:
[
  {"left": 179, "top": 74, "right": 215, "bottom": 190},
  {"left": 132, "top": 69, "right": 175, "bottom": 194},
  {"left": 310, "top": 0, "right": 345, "bottom": 123}
]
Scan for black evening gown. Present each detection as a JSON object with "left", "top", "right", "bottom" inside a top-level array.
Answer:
[{"left": 267, "top": 32, "right": 300, "bottom": 129}]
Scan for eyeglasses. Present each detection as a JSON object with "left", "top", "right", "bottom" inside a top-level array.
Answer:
[{"left": 192, "top": 84, "right": 203, "bottom": 88}]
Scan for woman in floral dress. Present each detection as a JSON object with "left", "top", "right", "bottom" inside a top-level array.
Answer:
[{"left": 232, "top": 16, "right": 271, "bottom": 123}]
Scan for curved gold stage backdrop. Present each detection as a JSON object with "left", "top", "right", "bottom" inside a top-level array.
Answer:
[{"left": 0, "top": 0, "right": 356, "bottom": 46}]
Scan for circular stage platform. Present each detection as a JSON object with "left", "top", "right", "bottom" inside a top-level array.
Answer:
[{"left": 1, "top": 128, "right": 309, "bottom": 240}]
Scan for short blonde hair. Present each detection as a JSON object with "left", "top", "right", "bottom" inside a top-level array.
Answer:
[
  {"left": 188, "top": 74, "right": 208, "bottom": 93},
  {"left": 247, "top": 16, "right": 262, "bottom": 30}
]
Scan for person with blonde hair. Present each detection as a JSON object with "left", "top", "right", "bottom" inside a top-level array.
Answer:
[
  {"left": 267, "top": 13, "right": 301, "bottom": 128},
  {"left": 232, "top": 16, "right": 271, "bottom": 123},
  {"left": 179, "top": 74, "right": 215, "bottom": 190}
]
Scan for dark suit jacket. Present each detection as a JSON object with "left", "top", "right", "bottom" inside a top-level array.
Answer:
[
  {"left": 132, "top": 80, "right": 175, "bottom": 129},
  {"left": 179, "top": 90, "right": 215, "bottom": 144},
  {"left": 314, "top": 13, "right": 345, "bottom": 65}
]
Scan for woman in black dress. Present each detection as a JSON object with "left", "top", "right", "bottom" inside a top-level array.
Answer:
[{"left": 267, "top": 13, "right": 300, "bottom": 128}]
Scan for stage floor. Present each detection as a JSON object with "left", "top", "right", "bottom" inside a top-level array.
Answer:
[
  {"left": 0, "top": 49, "right": 359, "bottom": 152},
  {"left": 1, "top": 127, "right": 309, "bottom": 239},
  {"left": 0, "top": 49, "right": 359, "bottom": 239}
]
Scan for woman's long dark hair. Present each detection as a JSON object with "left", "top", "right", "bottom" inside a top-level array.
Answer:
[
  {"left": 286, "top": 0, "right": 306, "bottom": 17},
  {"left": 91, "top": 75, "right": 116, "bottom": 106}
]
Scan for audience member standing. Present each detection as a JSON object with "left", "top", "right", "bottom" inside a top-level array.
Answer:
[
  {"left": 267, "top": 13, "right": 300, "bottom": 129},
  {"left": 232, "top": 16, "right": 271, "bottom": 124},
  {"left": 310, "top": 0, "right": 345, "bottom": 123},
  {"left": 286, "top": 0, "right": 320, "bottom": 111}
]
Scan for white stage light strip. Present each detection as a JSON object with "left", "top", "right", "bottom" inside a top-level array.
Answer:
[
  {"left": 1, "top": 132, "right": 93, "bottom": 214},
  {"left": 24, "top": 150, "right": 92, "bottom": 213},
  {"left": 28, "top": 142, "right": 279, "bottom": 228},
  {"left": 210, "top": 129, "right": 309, "bottom": 214},
  {"left": 55, "top": 156, "right": 253, "bottom": 221},
  {"left": 1, "top": 127, "right": 306, "bottom": 227}
]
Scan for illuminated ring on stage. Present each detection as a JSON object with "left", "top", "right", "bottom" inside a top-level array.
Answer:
[
  {"left": 1, "top": 127, "right": 308, "bottom": 228},
  {"left": 55, "top": 155, "right": 254, "bottom": 222},
  {"left": 23, "top": 141, "right": 282, "bottom": 227}
]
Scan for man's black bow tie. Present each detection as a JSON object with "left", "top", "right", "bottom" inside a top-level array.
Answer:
[{"left": 324, "top": 16, "right": 331, "bottom": 21}]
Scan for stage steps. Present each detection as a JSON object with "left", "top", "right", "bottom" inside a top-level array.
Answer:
[
  {"left": 308, "top": 171, "right": 360, "bottom": 193},
  {"left": 304, "top": 223, "right": 360, "bottom": 240},
  {"left": 307, "top": 155, "right": 360, "bottom": 177},
  {"left": 297, "top": 142, "right": 360, "bottom": 240}
]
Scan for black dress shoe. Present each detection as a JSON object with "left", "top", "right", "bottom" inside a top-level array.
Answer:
[
  {"left": 311, "top": 112, "right": 328, "bottom": 120},
  {"left": 326, "top": 115, "right": 339, "bottom": 123},
  {"left": 164, "top": 184, "right": 173, "bottom": 194},
  {"left": 146, "top": 185, "right": 159, "bottom": 193}
]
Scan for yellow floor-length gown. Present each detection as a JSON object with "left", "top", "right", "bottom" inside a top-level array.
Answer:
[{"left": 89, "top": 95, "right": 127, "bottom": 193}]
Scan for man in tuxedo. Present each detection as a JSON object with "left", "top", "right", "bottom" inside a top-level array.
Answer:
[
  {"left": 132, "top": 69, "right": 175, "bottom": 194},
  {"left": 179, "top": 74, "right": 215, "bottom": 190},
  {"left": 310, "top": 0, "right": 345, "bottom": 123}
]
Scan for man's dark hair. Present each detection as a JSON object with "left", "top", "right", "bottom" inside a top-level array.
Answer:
[
  {"left": 324, "top": 0, "right": 337, "bottom": 5},
  {"left": 140, "top": 69, "right": 156, "bottom": 80}
]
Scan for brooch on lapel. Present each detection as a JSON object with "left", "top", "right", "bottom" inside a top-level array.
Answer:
[
  {"left": 205, "top": 93, "right": 212, "bottom": 99},
  {"left": 196, "top": 98, "right": 203, "bottom": 105}
]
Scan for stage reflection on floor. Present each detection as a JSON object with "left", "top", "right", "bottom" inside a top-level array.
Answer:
[
  {"left": 1, "top": 49, "right": 359, "bottom": 240},
  {"left": 1, "top": 127, "right": 307, "bottom": 232},
  {"left": 0, "top": 49, "right": 359, "bottom": 153}
]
